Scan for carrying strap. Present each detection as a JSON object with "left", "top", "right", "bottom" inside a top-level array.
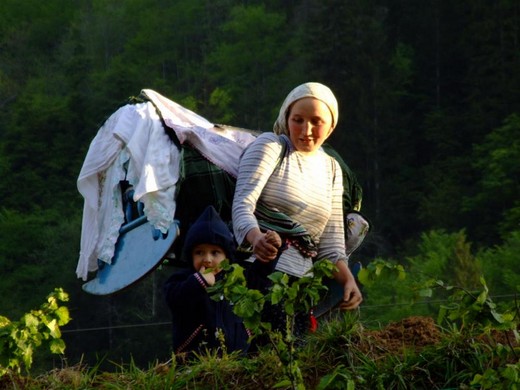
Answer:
[{"left": 253, "top": 135, "right": 319, "bottom": 258}]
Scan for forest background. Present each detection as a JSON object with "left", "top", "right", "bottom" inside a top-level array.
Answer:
[{"left": 0, "top": 0, "right": 518, "bottom": 373}]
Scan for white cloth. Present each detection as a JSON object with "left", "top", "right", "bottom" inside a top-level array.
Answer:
[
  {"left": 76, "top": 90, "right": 257, "bottom": 280},
  {"left": 273, "top": 82, "right": 339, "bottom": 136},
  {"left": 142, "top": 89, "right": 255, "bottom": 177}
]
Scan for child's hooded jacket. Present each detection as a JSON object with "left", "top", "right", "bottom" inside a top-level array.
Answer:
[{"left": 163, "top": 206, "right": 249, "bottom": 356}]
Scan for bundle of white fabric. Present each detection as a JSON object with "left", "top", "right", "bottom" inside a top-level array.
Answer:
[{"left": 76, "top": 90, "right": 256, "bottom": 281}]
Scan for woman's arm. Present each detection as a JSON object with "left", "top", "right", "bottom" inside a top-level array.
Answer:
[
  {"left": 232, "top": 133, "right": 284, "bottom": 247},
  {"left": 333, "top": 259, "right": 363, "bottom": 310}
]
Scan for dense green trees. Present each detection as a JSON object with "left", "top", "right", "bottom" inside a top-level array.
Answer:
[{"left": 0, "top": 0, "right": 518, "bottom": 371}]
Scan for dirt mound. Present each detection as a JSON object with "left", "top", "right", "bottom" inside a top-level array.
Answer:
[{"left": 359, "top": 316, "right": 442, "bottom": 357}]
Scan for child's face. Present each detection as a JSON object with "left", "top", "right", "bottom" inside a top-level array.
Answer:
[{"left": 192, "top": 243, "right": 227, "bottom": 272}]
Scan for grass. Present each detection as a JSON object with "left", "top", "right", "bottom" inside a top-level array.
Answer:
[{"left": 1, "top": 311, "right": 518, "bottom": 389}]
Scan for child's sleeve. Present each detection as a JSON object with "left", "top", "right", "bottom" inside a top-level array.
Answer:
[{"left": 164, "top": 270, "right": 210, "bottom": 311}]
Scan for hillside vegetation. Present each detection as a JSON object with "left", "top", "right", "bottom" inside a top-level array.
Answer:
[{"left": 0, "top": 0, "right": 518, "bottom": 387}]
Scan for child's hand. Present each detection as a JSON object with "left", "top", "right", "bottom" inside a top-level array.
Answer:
[{"left": 199, "top": 265, "right": 220, "bottom": 286}]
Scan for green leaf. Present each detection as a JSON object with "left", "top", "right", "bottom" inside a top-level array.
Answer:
[
  {"left": 501, "top": 364, "right": 519, "bottom": 382},
  {"left": 235, "top": 298, "right": 257, "bottom": 318},
  {"left": 53, "top": 288, "right": 69, "bottom": 302},
  {"left": 273, "top": 379, "right": 292, "bottom": 388},
  {"left": 46, "top": 319, "right": 61, "bottom": 339},
  {"left": 22, "top": 344, "right": 33, "bottom": 370},
  {"left": 418, "top": 288, "right": 433, "bottom": 297},
  {"left": 49, "top": 338, "right": 66, "bottom": 354},
  {"left": 490, "top": 309, "right": 504, "bottom": 324},
  {"left": 270, "top": 284, "right": 284, "bottom": 305},
  {"left": 286, "top": 285, "right": 298, "bottom": 300},
  {"left": 357, "top": 268, "right": 372, "bottom": 286},
  {"left": 22, "top": 313, "right": 39, "bottom": 328},
  {"left": 55, "top": 306, "right": 70, "bottom": 326},
  {"left": 0, "top": 316, "right": 11, "bottom": 328},
  {"left": 285, "top": 303, "right": 294, "bottom": 316},
  {"left": 396, "top": 264, "right": 406, "bottom": 280},
  {"left": 268, "top": 272, "right": 285, "bottom": 284},
  {"left": 475, "top": 289, "right": 488, "bottom": 306}
]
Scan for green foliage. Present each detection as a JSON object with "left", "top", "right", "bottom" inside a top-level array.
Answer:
[
  {"left": 0, "top": 79, "right": 84, "bottom": 212},
  {"left": 472, "top": 362, "right": 520, "bottom": 390},
  {"left": 1, "top": 0, "right": 519, "bottom": 262},
  {"left": 316, "top": 365, "right": 355, "bottom": 390},
  {"left": 206, "top": 4, "right": 291, "bottom": 129},
  {"left": 0, "top": 288, "right": 70, "bottom": 376},
  {"left": 465, "top": 113, "right": 520, "bottom": 242},
  {"left": 210, "top": 259, "right": 336, "bottom": 389},
  {"left": 208, "top": 87, "right": 234, "bottom": 124},
  {"left": 357, "top": 258, "right": 406, "bottom": 288},
  {"left": 479, "top": 231, "right": 520, "bottom": 296},
  {"left": 434, "top": 277, "right": 518, "bottom": 332},
  {"left": 359, "top": 229, "right": 517, "bottom": 324},
  {"left": 0, "top": 209, "right": 80, "bottom": 321},
  {"left": 407, "top": 229, "right": 483, "bottom": 289},
  {"left": 356, "top": 257, "right": 424, "bottom": 323}
]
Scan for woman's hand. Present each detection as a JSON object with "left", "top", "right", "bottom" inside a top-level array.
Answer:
[
  {"left": 247, "top": 228, "right": 282, "bottom": 263},
  {"left": 338, "top": 278, "right": 363, "bottom": 310},
  {"left": 333, "top": 260, "right": 363, "bottom": 310}
]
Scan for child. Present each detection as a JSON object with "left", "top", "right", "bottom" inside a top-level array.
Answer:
[{"left": 163, "top": 205, "right": 250, "bottom": 358}]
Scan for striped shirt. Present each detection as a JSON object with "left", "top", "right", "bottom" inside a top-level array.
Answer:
[{"left": 232, "top": 132, "right": 346, "bottom": 278}]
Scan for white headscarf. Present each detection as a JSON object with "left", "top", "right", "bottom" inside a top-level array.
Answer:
[{"left": 273, "top": 82, "right": 339, "bottom": 136}]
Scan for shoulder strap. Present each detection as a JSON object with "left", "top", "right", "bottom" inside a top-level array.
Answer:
[{"left": 274, "top": 135, "right": 289, "bottom": 171}]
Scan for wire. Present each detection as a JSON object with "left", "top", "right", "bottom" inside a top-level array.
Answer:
[
  {"left": 62, "top": 322, "right": 171, "bottom": 334},
  {"left": 60, "top": 293, "right": 517, "bottom": 335}
]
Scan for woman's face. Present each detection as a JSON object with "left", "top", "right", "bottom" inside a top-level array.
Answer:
[{"left": 287, "top": 97, "right": 334, "bottom": 154}]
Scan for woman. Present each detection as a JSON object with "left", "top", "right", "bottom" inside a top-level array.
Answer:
[{"left": 232, "top": 82, "right": 363, "bottom": 335}]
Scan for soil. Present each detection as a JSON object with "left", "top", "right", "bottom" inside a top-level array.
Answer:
[
  {"left": 358, "top": 316, "right": 443, "bottom": 358},
  {"left": 357, "top": 315, "right": 519, "bottom": 360}
]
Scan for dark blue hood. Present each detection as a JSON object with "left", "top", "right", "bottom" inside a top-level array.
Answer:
[{"left": 182, "top": 205, "right": 236, "bottom": 263}]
